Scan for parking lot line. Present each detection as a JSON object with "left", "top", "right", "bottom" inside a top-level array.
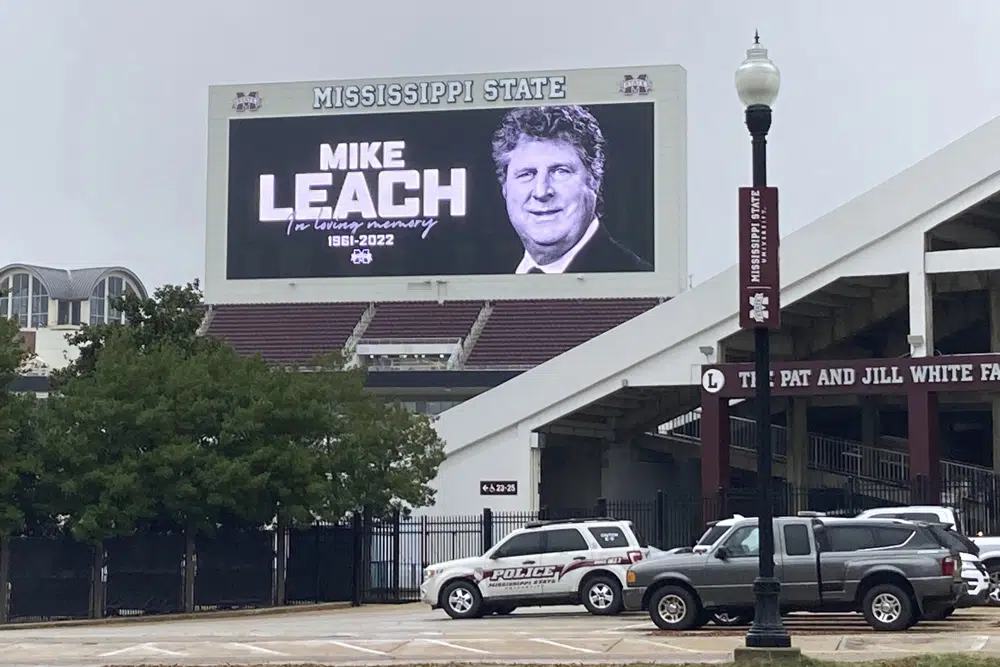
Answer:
[
  {"left": 531, "top": 637, "right": 599, "bottom": 653},
  {"left": 99, "top": 643, "right": 186, "bottom": 657},
  {"left": 227, "top": 642, "right": 286, "bottom": 656},
  {"left": 325, "top": 639, "right": 390, "bottom": 656},
  {"left": 628, "top": 637, "right": 707, "bottom": 654},
  {"left": 970, "top": 636, "right": 990, "bottom": 651},
  {"left": 419, "top": 638, "right": 490, "bottom": 654}
]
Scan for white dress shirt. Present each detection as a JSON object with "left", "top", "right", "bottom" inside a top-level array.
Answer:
[{"left": 515, "top": 218, "right": 601, "bottom": 274}]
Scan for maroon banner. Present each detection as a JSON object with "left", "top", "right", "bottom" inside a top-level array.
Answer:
[
  {"left": 738, "top": 186, "right": 780, "bottom": 330},
  {"left": 700, "top": 353, "right": 1000, "bottom": 398}
]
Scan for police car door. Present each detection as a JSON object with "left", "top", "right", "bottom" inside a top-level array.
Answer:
[
  {"left": 540, "top": 527, "right": 593, "bottom": 596},
  {"left": 482, "top": 531, "right": 547, "bottom": 599}
]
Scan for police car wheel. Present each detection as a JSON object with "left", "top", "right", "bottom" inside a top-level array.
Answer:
[
  {"left": 441, "top": 580, "right": 483, "bottom": 620},
  {"left": 581, "top": 575, "right": 623, "bottom": 615}
]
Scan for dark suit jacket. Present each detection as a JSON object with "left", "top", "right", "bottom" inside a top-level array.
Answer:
[{"left": 563, "top": 224, "right": 653, "bottom": 273}]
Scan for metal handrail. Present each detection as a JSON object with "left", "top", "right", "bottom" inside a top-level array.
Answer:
[{"left": 659, "top": 413, "right": 996, "bottom": 489}]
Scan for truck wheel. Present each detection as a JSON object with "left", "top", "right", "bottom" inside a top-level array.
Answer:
[
  {"left": 581, "top": 576, "right": 624, "bottom": 616},
  {"left": 861, "top": 584, "right": 914, "bottom": 631},
  {"left": 441, "top": 580, "right": 484, "bottom": 620},
  {"left": 649, "top": 585, "right": 700, "bottom": 630}
]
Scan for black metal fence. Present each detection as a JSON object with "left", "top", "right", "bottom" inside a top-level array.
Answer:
[{"left": 0, "top": 477, "right": 996, "bottom": 623}]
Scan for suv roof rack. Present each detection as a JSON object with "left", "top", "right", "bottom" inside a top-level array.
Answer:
[{"left": 523, "top": 517, "right": 619, "bottom": 529}]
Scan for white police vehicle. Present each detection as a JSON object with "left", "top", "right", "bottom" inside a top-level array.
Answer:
[{"left": 420, "top": 518, "right": 649, "bottom": 619}]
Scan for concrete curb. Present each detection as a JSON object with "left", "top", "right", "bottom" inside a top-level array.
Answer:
[{"left": 0, "top": 601, "right": 359, "bottom": 630}]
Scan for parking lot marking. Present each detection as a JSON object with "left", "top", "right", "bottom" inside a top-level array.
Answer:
[
  {"left": 99, "top": 643, "right": 186, "bottom": 657},
  {"left": 228, "top": 642, "right": 286, "bottom": 656},
  {"left": 419, "top": 638, "right": 490, "bottom": 654},
  {"left": 970, "top": 636, "right": 990, "bottom": 651},
  {"left": 531, "top": 638, "right": 599, "bottom": 653},
  {"left": 326, "top": 639, "right": 390, "bottom": 656},
  {"left": 628, "top": 637, "right": 707, "bottom": 653}
]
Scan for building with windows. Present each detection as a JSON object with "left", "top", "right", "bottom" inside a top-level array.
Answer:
[{"left": 1, "top": 264, "right": 148, "bottom": 379}]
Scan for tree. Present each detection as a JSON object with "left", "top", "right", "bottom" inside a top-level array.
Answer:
[
  {"left": 303, "top": 358, "right": 447, "bottom": 519},
  {"left": 0, "top": 318, "right": 47, "bottom": 537},
  {"left": 51, "top": 280, "right": 206, "bottom": 389}
]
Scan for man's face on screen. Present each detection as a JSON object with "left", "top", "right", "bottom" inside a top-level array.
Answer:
[{"left": 502, "top": 137, "right": 597, "bottom": 263}]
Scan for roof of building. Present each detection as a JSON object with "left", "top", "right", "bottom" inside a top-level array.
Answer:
[{"left": 0, "top": 264, "right": 148, "bottom": 300}]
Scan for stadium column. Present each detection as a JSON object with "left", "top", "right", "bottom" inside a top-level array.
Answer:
[
  {"left": 700, "top": 393, "right": 730, "bottom": 519},
  {"left": 990, "top": 282, "right": 1000, "bottom": 474},
  {"left": 784, "top": 398, "right": 808, "bottom": 508},
  {"left": 907, "top": 265, "right": 940, "bottom": 501}
]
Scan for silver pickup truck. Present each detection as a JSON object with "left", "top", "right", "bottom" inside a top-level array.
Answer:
[{"left": 623, "top": 515, "right": 964, "bottom": 631}]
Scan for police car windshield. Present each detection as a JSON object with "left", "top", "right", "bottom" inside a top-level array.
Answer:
[{"left": 696, "top": 525, "right": 730, "bottom": 547}]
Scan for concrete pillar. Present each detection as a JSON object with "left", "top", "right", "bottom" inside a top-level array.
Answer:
[
  {"left": 785, "top": 399, "right": 809, "bottom": 511},
  {"left": 860, "top": 398, "right": 880, "bottom": 448},
  {"left": 700, "top": 394, "right": 730, "bottom": 520},
  {"left": 907, "top": 390, "right": 940, "bottom": 503},
  {"left": 989, "top": 286, "right": 1000, "bottom": 473},
  {"left": 908, "top": 268, "right": 934, "bottom": 357}
]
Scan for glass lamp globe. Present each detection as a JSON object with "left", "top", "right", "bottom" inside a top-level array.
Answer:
[{"left": 735, "top": 34, "right": 781, "bottom": 108}]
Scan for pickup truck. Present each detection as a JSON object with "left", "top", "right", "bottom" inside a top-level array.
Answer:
[{"left": 623, "top": 515, "right": 964, "bottom": 631}]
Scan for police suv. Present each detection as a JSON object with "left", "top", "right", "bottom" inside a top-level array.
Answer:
[{"left": 420, "top": 518, "right": 649, "bottom": 619}]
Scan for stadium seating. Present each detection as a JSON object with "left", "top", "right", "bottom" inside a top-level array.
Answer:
[
  {"left": 465, "top": 298, "right": 661, "bottom": 367},
  {"left": 207, "top": 302, "right": 367, "bottom": 365},
  {"left": 362, "top": 301, "right": 484, "bottom": 341}
]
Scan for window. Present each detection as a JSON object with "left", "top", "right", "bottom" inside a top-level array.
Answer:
[
  {"left": 825, "top": 526, "right": 876, "bottom": 551},
  {"left": 544, "top": 528, "right": 588, "bottom": 552},
  {"left": 58, "top": 300, "right": 82, "bottom": 326},
  {"left": 872, "top": 526, "right": 915, "bottom": 548},
  {"left": 29, "top": 277, "right": 48, "bottom": 327},
  {"left": 494, "top": 532, "right": 543, "bottom": 558},
  {"left": 697, "top": 525, "right": 731, "bottom": 547},
  {"left": 0, "top": 272, "right": 49, "bottom": 328},
  {"left": 0, "top": 277, "right": 8, "bottom": 321},
  {"left": 722, "top": 526, "right": 760, "bottom": 557},
  {"left": 89, "top": 280, "right": 106, "bottom": 324},
  {"left": 783, "top": 524, "right": 812, "bottom": 556},
  {"left": 89, "top": 276, "right": 138, "bottom": 325},
  {"left": 589, "top": 526, "right": 629, "bottom": 548}
]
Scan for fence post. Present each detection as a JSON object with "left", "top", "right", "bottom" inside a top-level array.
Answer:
[
  {"left": 596, "top": 497, "right": 608, "bottom": 518},
  {"left": 654, "top": 490, "right": 665, "bottom": 549},
  {"left": 350, "top": 511, "right": 363, "bottom": 607},
  {"left": 391, "top": 508, "right": 401, "bottom": 602},
  {"left": 482, "top": 508, "right": 494, "bottom": 554},
  {"left": 0, "top": 536, "right": 9, "bottom": 623},
  {"left": 844, "top": 476, "right": 857, "bottom": 512},
  {"left": 538, "top": 506, "right": 549, "bottom": 521}
]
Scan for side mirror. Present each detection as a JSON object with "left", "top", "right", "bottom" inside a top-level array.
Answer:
[{"left": 715, "top": 547, "right": 729, "bottom": 560}]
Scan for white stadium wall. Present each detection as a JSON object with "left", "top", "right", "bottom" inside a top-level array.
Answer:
[{"left": 204, "top": 65, "right": 688, "bottom": 304}]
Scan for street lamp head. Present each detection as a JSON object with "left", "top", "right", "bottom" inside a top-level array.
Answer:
[{"left": 735, "top": 31, "right": 781, "bottom": 109}]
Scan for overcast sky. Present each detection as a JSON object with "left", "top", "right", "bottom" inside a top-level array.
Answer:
[{"left": 2, "top": 0, "right": 999, "bottom": 293}]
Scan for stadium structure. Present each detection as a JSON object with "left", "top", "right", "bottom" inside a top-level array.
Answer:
[{"left": 204, "top": 65, "right": 1000, "bottom": 523}]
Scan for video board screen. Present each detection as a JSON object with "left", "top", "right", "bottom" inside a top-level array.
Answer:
[{"left": 225, "top": 103, "right": 655, "bottom": 279}]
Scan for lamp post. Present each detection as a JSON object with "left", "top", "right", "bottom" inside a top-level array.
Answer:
[{"left": 735, "top": 32, "right": 790, "bottom": 649}]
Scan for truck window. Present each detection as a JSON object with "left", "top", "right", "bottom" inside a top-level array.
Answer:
[
  {"left": 872, "top": 526, "right": 915, "bottom": 548},
  {"left": 697, "top": 525, "right": 730, "bottom": 547},
  {"left": 783, "top": 524, "right": 811, "bottom": 556},
  {"left": 722, "top": 526, "right": 760, "bottom": 557},
  {"left": 825, "top": 525, "right": 876, "bottom": 551}
]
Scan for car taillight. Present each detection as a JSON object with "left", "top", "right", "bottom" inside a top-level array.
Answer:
[
  {"left": 942, "top": 556, "right": 956, "bottom": 577},
  {"left": 627, "top": 550, "right": 643, "bottom": 563}
]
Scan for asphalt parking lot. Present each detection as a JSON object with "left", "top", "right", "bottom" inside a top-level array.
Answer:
[{"left": 2, "top": 604, "right": 1000, "bottom": 665}]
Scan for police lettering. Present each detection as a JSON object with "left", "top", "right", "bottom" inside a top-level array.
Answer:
[{"left": 490, "top": 565, "right": 558, "bottom": 581}]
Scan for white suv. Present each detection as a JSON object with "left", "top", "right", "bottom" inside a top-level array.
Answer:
[{"left": 420, "top": 518, "right": 648, "bottom": 619}]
